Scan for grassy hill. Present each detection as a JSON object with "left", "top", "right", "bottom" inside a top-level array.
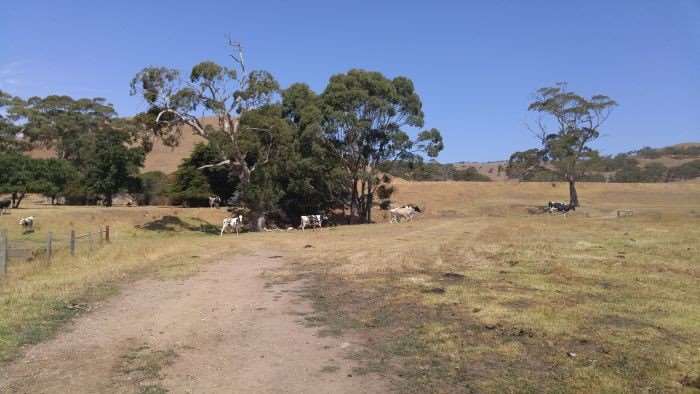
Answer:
[
  {"left": 142, "top": 124, "right": 207, "bottom": 174},
  {"left": 452, "top": 160, "right": 508, "bottom": 181},
  {"left": 26, "top": 125, "right": 699, "bottom": 181},
  {"left": 452, "top": 142, "right": 700, "bottom": 182}
]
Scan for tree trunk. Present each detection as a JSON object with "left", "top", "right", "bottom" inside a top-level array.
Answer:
[
  {"left": 256, "top": 215, "right": 267, "bottom": 232},
  {"left": 365, "top": 175, "right": 373, "bottom": 223},
  {"left": 11, "top": 192, "right": 25, "bottom": 209},
  {"left": 105, "top": 194, "right": 113, "bottom": 207},
  {"left": 350, "top": 178, "right": 359, "bottom": 222},
  {"left": 568, "top": 178, "right": 579, "bottom": 208},
  {"left": 366, "top": 191, "right": 373, "bottom": 223},
  {"left": 359, "top": 180, "right": 366, "bottom": 220}
]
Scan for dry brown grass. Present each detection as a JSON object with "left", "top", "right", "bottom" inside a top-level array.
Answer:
[
  {"left": 273, "top": 182, "right": 700, "bottom": 393},
  {"left": 141, "top": 127, "right": 206, "bottom": 174},
  {"left": 0, "top": 205, "right": 246, "bottom": 361},
  {"left": 1, "top": 182, "right": 699, "bottom": 393}
]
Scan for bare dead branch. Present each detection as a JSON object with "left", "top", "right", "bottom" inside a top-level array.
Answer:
[
  {"left": 155, "top": 109, "right": 207, "bottom": 136},
  {"left": 226, "top": 35, "right": 246, "bottom": 74},
  {"left": 197, "top": 159, "right": 231, "bottom": 170}
]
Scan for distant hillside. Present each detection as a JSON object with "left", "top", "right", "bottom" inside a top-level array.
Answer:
[
  {"left": 27, "top": 126, "right": 699, "bottom": 181},
  {"left": 142, "top": 125, "right": 207, "bottom": 174},
  {"left": 627, "top": 143, "right": 700, "bottom": 167},
  {"left": 27, "top": 118, "right": 213, "bottom": 174},
  {"left": 452, "top": 161, "right": 508, "bottom": 181},
  {"left": 451, "top": 143, "right": 700, "bottom": 182}
]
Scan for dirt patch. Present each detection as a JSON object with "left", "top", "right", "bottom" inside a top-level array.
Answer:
[
  {"left": 113, "top": 342, "right": 178, "bottom": 393},
  {"left": 500, "top": 298, "right": 536, "bottom": 310},
  {"left": 0, "top": 254, "right": 388, "bottom": 393}
]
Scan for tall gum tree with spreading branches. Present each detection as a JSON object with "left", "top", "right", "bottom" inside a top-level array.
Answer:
[
  {"left": 321, "top": 69, "right": 443, "bottom": 222},
  {"left": 130, "top": 41, "right": 280, "bottom": 202},
  {"left": 508, "top": 83, "right": 617, "bottom": 207}
]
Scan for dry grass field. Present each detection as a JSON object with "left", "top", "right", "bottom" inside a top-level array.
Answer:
[{"left": 1, "top": 181, "right": 699, "bottom": 393}]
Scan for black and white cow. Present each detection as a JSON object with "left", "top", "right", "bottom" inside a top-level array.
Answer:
[
  {"left": 547, "top": 201, "right": 574, "bottom": 213},
  {"left": 221, "top": 215, "right": 244, "bottom": 236},
  {"left": 300, "top": 214, "right": 328, "bottom": 231},
  {"left": 0, "top": 198, "right": 10, "bottom": 215},
  {"left": 19, "top": 216, "right": 34, "bottom": 232}
]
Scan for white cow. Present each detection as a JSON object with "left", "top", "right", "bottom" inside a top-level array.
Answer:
[
  {"left": 19, "top": 216, "right": 34, "bottom": 231},
  {"left": 300, "top": 214, "right": 327, "bottom": 231},
  {"left": 209, "top": 196, "right": 222, "bottom": 208},
  {"left": 220, "top": 215, "right": 244, "bottom": 236},
  {"left": 390, "top": 205, "right": 421, "bottom": 223}
]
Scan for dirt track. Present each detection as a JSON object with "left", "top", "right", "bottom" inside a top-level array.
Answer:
[{"left": 0, "top": 253, "right": 387, "bottom": 393}]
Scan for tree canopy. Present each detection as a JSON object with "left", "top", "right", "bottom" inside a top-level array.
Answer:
[
  {"left": 130, "top": 44, "right": 280, "bottom": 190},
  {"left": 0, "top": 92, "right": 147, "bottom": 205},
  {"left": 130, "top": 43, "right": 290, "bottom": 224},
  {"left": 321, "top": 69, "right": 443, "bottom": 221},
  {"left": 131, "top": 47, "right": 444, "bottom": 224},
  {"left": 80, "top": 129, "right": 144, "bottom": 206},
  {"left": 507, "top": 83, "right": 617, "bottom": 206}
]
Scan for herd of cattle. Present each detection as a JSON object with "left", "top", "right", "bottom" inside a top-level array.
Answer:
[
  {"left": 2, "top": 193, "right": 574, "bottom": 236},
  {"left": 219, "top": 206, "right": 423, "bottom": 235}
]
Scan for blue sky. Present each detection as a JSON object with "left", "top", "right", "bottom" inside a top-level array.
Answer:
[{"left": 1, "top": 1, "right": 698, "bottom": 162}]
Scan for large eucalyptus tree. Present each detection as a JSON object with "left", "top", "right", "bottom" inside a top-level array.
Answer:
[
  {"left": 130, "top": 41, "right": 280, "bottom": 191},
  {"left": 321, "top": 69, "right": 443, "bottom": 222}
]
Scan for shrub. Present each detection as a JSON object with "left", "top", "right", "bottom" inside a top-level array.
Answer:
[
  {"left": 169, "top": 166, "right": 211, "bottom": 207},
  {"left": 452, "top": 167, "right": 491, "bottom": 181},
  {"left": 137, "top": 171, "right": 171, "bottom": 205},
  {"left": 668, "top": 160, "right": 700, "bottom": 181}
]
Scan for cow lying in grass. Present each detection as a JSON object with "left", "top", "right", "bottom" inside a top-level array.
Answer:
[
  {"left": 390, "top": 205, "right": 422, "bottom": 223},
  {"left": 548, "top": 201, "right": 574, "bottom": 213},
  {"left": 220, "top": 215, "right": 243, "bottom": 236},
  {"left": 300, "top": 214, "right": 328, "bottom": 231}
]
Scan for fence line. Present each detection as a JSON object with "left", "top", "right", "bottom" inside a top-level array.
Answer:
[
  {"left": 0, "top": 225, "right": 111, "bottom": 278},
  {"left": 1, "top": 230, "right": 7, "bottom": 275}
]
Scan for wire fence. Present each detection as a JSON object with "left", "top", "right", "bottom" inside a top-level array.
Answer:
[{"left": 0, "top": 226, "right": 111, "bottom": 277}]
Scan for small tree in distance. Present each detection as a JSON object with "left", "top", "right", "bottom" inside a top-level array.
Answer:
[
  {"left": 81, "top": 130, "right": 144, "bottom": 207},
  {"left": 507, "top": 83, "right": 617, "bottom": 207}
]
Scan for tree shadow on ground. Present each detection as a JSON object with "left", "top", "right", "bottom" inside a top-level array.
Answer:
[{"left": 136, "top": 216, "right": 220, "bottom": 235}]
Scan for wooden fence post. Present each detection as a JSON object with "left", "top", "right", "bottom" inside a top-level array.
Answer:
[
  {"left": 0, "top": 230, "right": 7, "bottom": 276},
  {"left": 70, "top": 230, "right": 75, "bottom": 256},
  {"left": 46, "top": 232, "right": 53, "bottom": 261},
  {"left": 105, "top": 225, "right": 110, "bottom": 243}
]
